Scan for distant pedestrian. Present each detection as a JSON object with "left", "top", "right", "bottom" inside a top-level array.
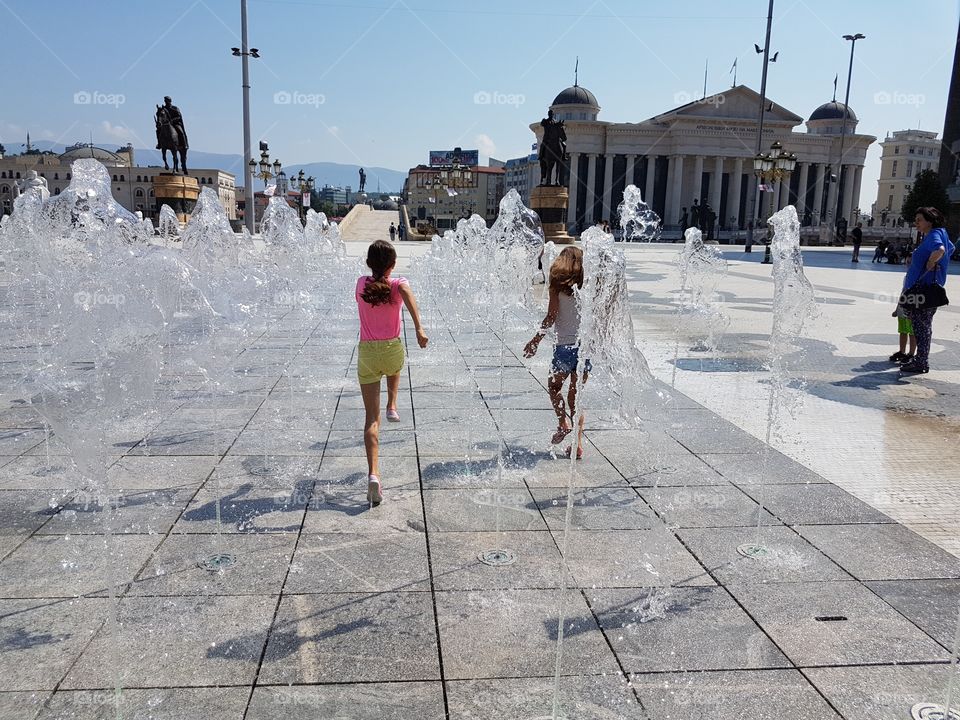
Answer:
[
  {"left": 745, "top": 221, "right": 754, "bottom": 252},
  {"left": 851, "top": 222, "right": 863, "bottom": 262},
  {"left": 388, "top": 222, "right": 396, "bottom": 242},
  {"left": 679, "top": 207, "right": 689, "bottom": 236},
  {"left": 873, "top": 239, "right": 888, "bottom": 263},
  {"left": 397, "top": 221, "right": 405, "bottom": 241},
  {"left": 899, "top": 207, "right": 954, "bottom": 374}
]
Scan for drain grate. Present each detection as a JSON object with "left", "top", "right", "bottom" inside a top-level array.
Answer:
[
  {"left": 198, "top": 553, "right": 237, "bottom": 572},
  {"left": 736, "top": 543, "right": 771, "bottom": 559},
  {"left": 478, "top": 549, "right": 517, "bottom": 567},
  {"left": 815, "top": 615, "right": 848, "bottom": 622},
  {"left": 911, "top": 703, "right": 960, "bottom": 720}
]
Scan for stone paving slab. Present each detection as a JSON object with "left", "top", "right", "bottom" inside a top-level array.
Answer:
[{"left": 246, "top": 682, "right": 445, "bottom": 720}]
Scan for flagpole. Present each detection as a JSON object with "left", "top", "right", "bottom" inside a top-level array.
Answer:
[
  {"left": 747, "top": 0, "right": 775, "bottom": 240},
  {"left": 703, "top": 59, "right": 708, "bottom": 98}
]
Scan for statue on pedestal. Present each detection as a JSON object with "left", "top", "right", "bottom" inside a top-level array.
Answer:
[
  {"left": 155, "top": 96, "right": 189, "bottom": 173},
  {"left": 358, "top": 167, "right": 367, "bottom": 193},
  {"left": 13, "top": 169, "right": 49, "bottom": 202},
  {"left": 538, "top": 109, "right": 567, "bottom": 186}
]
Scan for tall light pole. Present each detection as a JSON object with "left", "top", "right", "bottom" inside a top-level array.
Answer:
[
  {"left": 834, "top": 33, "right": 865, "bottom": 242},
  {"left": 747, "top": 0, "right": 776, "bottom": 234},
  {"left": 232, "top": 0, "right": 260, "bottom": 233}
]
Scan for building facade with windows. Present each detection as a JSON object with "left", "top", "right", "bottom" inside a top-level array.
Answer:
[
  {"left": 530, "top": 84, "right": 875, "bottom": 235},
  {"left": 404, "top": 164, "right": 505, "bottom": 230},
  {"left": 503, "top": 153, "right": 538, "bottom": 206},
  {"left": 0, "top": 143, "right": 236, "bottom": 221},
  {"left": 871, "top": 129, "right": 940, "bottom": 224}
]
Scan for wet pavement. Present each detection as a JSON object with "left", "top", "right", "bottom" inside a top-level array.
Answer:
[{"left": 0, "top": 241, "right": 956, "bottom": 718}]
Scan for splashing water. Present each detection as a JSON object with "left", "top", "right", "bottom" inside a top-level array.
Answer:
[
  {"left": 673, "top": 226, "right": 729, "bottom": 369},
  {"left": 159, "top": 204, "right": 180, "bottom": 243},
  {"left": 617, "top": 184, "right": 661, "bottom": 242}
]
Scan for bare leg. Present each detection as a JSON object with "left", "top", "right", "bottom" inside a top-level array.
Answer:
[
  {"left": 385, "top": 372, "right": 401, "bottom": 413},
  {"left": 899, "top": 333, "right": 908, "bottom": 354},
  {"left": 361, "top": 381, "right": 381, "bottom": 477},
  {"left": 568, "top": 372, "right": 586, "bottom": 455},
  {"left": 548, "top": 371, "right": 571, "bottom": 431},
  {"left": 909, "top": 334, "right": 918, "bottom": 356}
]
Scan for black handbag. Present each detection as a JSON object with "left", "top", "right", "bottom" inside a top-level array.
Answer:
[{"left": 900, "top": 270, "right": 949, "bottom": 311}]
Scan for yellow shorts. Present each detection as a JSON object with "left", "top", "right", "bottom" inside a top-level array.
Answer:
[{"left": 357, "top": 338, "right": 405, "bottom": 385}]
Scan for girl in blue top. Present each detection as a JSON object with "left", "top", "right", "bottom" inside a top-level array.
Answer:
[{"left": 900, "top": 206, "right": 955, "bottom": 374}]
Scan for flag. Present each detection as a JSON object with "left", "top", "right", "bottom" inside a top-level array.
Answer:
[
  {"left": 447, "top": 188, "right": 458, "bottom": 197},
  {"left": 729, "top": 58, "right": 737, "bottom": 73},
  {"left": 428, "top": 197, "right": 435, "bottom": 203},
  {"left": 832, "top": 74, "right": 838, "bottom": 101}
]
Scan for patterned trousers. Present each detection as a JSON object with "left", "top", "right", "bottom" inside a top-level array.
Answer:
[{"left": 904, "top": 306, "right": 938, "bottom": 367}]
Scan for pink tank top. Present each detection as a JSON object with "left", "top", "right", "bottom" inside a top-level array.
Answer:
[{"left": 356, "top": 276, "right": 407, "bottom": 341}]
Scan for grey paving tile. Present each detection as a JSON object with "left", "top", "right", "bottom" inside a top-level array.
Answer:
[
  {"left": 632, "top": 669, "right": 841, "bottom": 719},
  {"left": 38, "top": 488, "right": 195, "bottom": 535},
  {"left": 228, "top": 427, "right": 327, "bottom": 456},
  {"left": 736, "top": 482, "right": 893, "bottom": 525},
  {"left": 429, "top": 531, "right": 563, "bottom": 590},
  {"left": 415, "top": 430, "right": 504, "bottom": 458},
  {"left": 512, "top": 452, "right": 629, "bottom": 489},
  {"left": 0, "top": 598, "right": 110, "bottom": 690},
  {"left": 0, "top": 692, "right": 49, "bottom": 720},
  {"left": 62, "top": 595, "right": 276, "bottom": 688},
  {"left": 699, "top": 452, "right": 828, "bottom": 484},
  {"left": 419, "top": 454, "right": 527, "bottom": 489},
  {"left": 330, "top": 406, "right": 424, "bottom": 431},
  {"left": 106, "top": 455, "right": 217, "bottom": 490},
  {"left": 727, "top": 581, "right": 950, "bottom": 666},
  {"left": 678, "top": 526, "right": 852, "bottom": 584},
  {"left": 422, "top": 488, "right": 545, "bottom": 532},
  {"left": 0, "top": 430, "right": 45, "bottom": 456},
  {"left": 0, "top": 456, "right": 85, "bottom": 491},
  {"left": 303, "top": 486, "right": 424, "bottom": 534},
  {"left": 0, "top": 491, "right": 61, "bottom": 535},
  {"left": 36, "top": 687, "right": 249, "bottom": 720},
  {"left": 561, "top": 529, "right": 715, "bottom": 588},
  {"left": 866, "top": 579, "right": 960, "bottom": 648},
  {"left": 796, "top": 524, "right": 960, "bottom": 580},
  {"left": 285, "top": 532, "right": 430, "bottom": 593},
  {"left": 668, "top": 422, "right": 768, "bottom": 454},
  {"left": 408, "top": 390, "right": 488, "bottom": 410},
  {"left": 446, "top": 675, "right": 644, "bottom": 719},
  {"left": 531, "top": 488, "right": 657, "bottom": 531},
  {"left": 436, "top": 589, "right": 618, "bottom": 679},
  {"left": 206, "top": 455, "right": 320, "bottom": 490},
  {"left": 639, "top": 485, "right": 779, "bottom": 528},
  {"left": 323, "top": 431, "right": 417, "bottom": 457},
  {"left": 125, "top": 428, "right": 238, "bottom": 456},
  {"left": 174, "top": 484, "right": 308, "bottom": 534},
  {"left": 259, "top": 592, "right": 440, "bottom": 683},
  {"left": 805, "top": 664, "right": 958, "bottom": 718},
  {"left": 247, "top": 682, "right": 446, "bottom": 720},
  {"left": 588, "top": 586, "right": 790, "bottom": 673},
  {"left": 314, "top": 456, "right": 420, "bottom": 491},
  {"left": 129, "top": 533, "right": 297, "bottom": 596},
  {"left": 0, "top": 535, "right": 161, "bottom": 598}
]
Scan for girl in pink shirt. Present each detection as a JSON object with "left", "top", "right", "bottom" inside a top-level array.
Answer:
[{"left": 356, "top": 240, "right": 428, "bottom": 505}]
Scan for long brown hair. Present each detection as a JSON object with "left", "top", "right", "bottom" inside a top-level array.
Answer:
[
  {"left": 549, "top": 246, "right": 583, "bottom": 296},
  {"left": 361, "top": 240, "right": 397, "bottom": 306}
]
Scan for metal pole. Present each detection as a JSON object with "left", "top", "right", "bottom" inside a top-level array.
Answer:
[
  {"left": 834, "top": 36, "right": 860, "bottom": 234},
  {"left": 241, "top": 0, "right": 255, "bottom": 233},
  {"left": 748, "top": 0, "right": 775, "bottom": 233}
]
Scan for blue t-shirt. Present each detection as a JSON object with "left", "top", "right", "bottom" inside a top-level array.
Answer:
[{"left": 904, "top": 227, "right": 955, "bottom": 289}]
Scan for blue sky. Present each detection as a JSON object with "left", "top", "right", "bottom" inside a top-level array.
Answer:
[{"left": 2, "top": 0, "right": 958, "bottom": 209}]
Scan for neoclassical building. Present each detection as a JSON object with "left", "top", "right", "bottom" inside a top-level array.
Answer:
[{"left": 531, "top": 84, "right": 875, "bottom": 234}]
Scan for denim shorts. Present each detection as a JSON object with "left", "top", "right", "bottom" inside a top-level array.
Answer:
[{"left": 551, "top": 344, "right": 592, "bottom": 374}]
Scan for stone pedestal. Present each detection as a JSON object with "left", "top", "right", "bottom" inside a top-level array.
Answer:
[
  {"left": 153, "top": 173, "right": 200, "bottom": 223},
  {"left": 530, "top": 185, "right": 574, "bottom": 244}
]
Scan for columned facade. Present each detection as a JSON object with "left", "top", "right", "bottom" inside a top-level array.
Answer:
[{"left": 531, "top": 85, "right": 874, "bottom": 238}]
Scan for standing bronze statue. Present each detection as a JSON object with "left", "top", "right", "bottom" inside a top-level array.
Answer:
[
  {"left": 155, "top": 96, "right": 189, "bottom": 173},
  {"left": 538, "top": 109, "right": 566, "bottom": 186},
  {"left": 358, "top": 167, "right": 367, "bottom": 193}
]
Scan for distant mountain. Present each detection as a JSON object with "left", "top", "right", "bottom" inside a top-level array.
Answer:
[{"left": 1, "top": 139, "right": 405, "bottom": 193}]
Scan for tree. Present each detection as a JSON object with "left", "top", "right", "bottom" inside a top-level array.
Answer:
[{"left": 902, "top": 169, "right": 950, "bottom": 222}]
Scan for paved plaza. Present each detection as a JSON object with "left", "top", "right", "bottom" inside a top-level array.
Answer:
[{"left": 0, "top": 241, "right": 958, "bottom": 719}]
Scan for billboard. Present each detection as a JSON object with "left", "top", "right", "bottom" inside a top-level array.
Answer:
[{"left": 429, "top": 149, "right": 479, "bottom": 167}]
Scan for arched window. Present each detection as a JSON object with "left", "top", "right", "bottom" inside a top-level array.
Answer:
[
  {"left": 207, "top": 177, "right": 213, "bottom": 184},
  {"left": 135, "top": 188, "right": 144, "bottom": 197},
  {"left": 0, "top": 185, "right": 9, "bottom": 194},
  {"left": 54, "top": 173, "right": 59, "bottom": 180},
  {"left": 0, "top": 172, "right": 5, "bottom": 179},
  {"left": 113, "top": 175, "right": 118, "bottom": 181},
  {"left": 54, "top": 188, "right": 60, "bottom": 195},
  {"left": 15, "top": 172, "right": 20, "bottom": 179},
  {"left": 149, "top": 189, "right": 155, "bottom": 197},
  {"left": 119, "top": 175, "right": 125, "bottom": 181},
  {"left": 66, "top": 173, "right": 71, "bottom": 180}
]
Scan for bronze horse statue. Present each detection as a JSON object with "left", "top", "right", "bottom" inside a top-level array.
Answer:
[{"left": 155, "top": 105, "right": 188, "bottom": 173}]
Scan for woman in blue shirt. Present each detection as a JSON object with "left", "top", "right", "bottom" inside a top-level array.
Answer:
[{"left": 900, "top": 206, "right": 955, "bottom": 374}]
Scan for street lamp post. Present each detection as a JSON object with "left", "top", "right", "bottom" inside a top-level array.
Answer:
[
  {"left": 247, "top": 147, "right": 280, "bottom": 232},
  {"left": 753, "top": 140, "right": 797, "bottom": 264},
  {"left": 833, "top": 33, "right": 865, "bottom": 242},
  {"left": 231, "top": 0, "right": 261, "bottom": 233},
  {"left": 290, "top": 169, "right": 315, "bottom": 223}
]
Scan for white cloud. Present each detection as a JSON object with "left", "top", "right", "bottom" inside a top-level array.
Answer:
[
  {"left": 100, "top": 120, "right": 134, "bottom": 143},
  {"left": 475, "top": 133, "right": 496, "bottom": 159}
]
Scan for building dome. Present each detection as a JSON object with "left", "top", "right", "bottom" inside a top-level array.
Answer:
[
  {"left": 809, "top": 101, "right": 857, "bottom": 122},
  {"left": 59, "top": 144, "right": 124, "bottom": 165},
  {"left": 552, "top": 85, "right": 599, "bottom": 108}
]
